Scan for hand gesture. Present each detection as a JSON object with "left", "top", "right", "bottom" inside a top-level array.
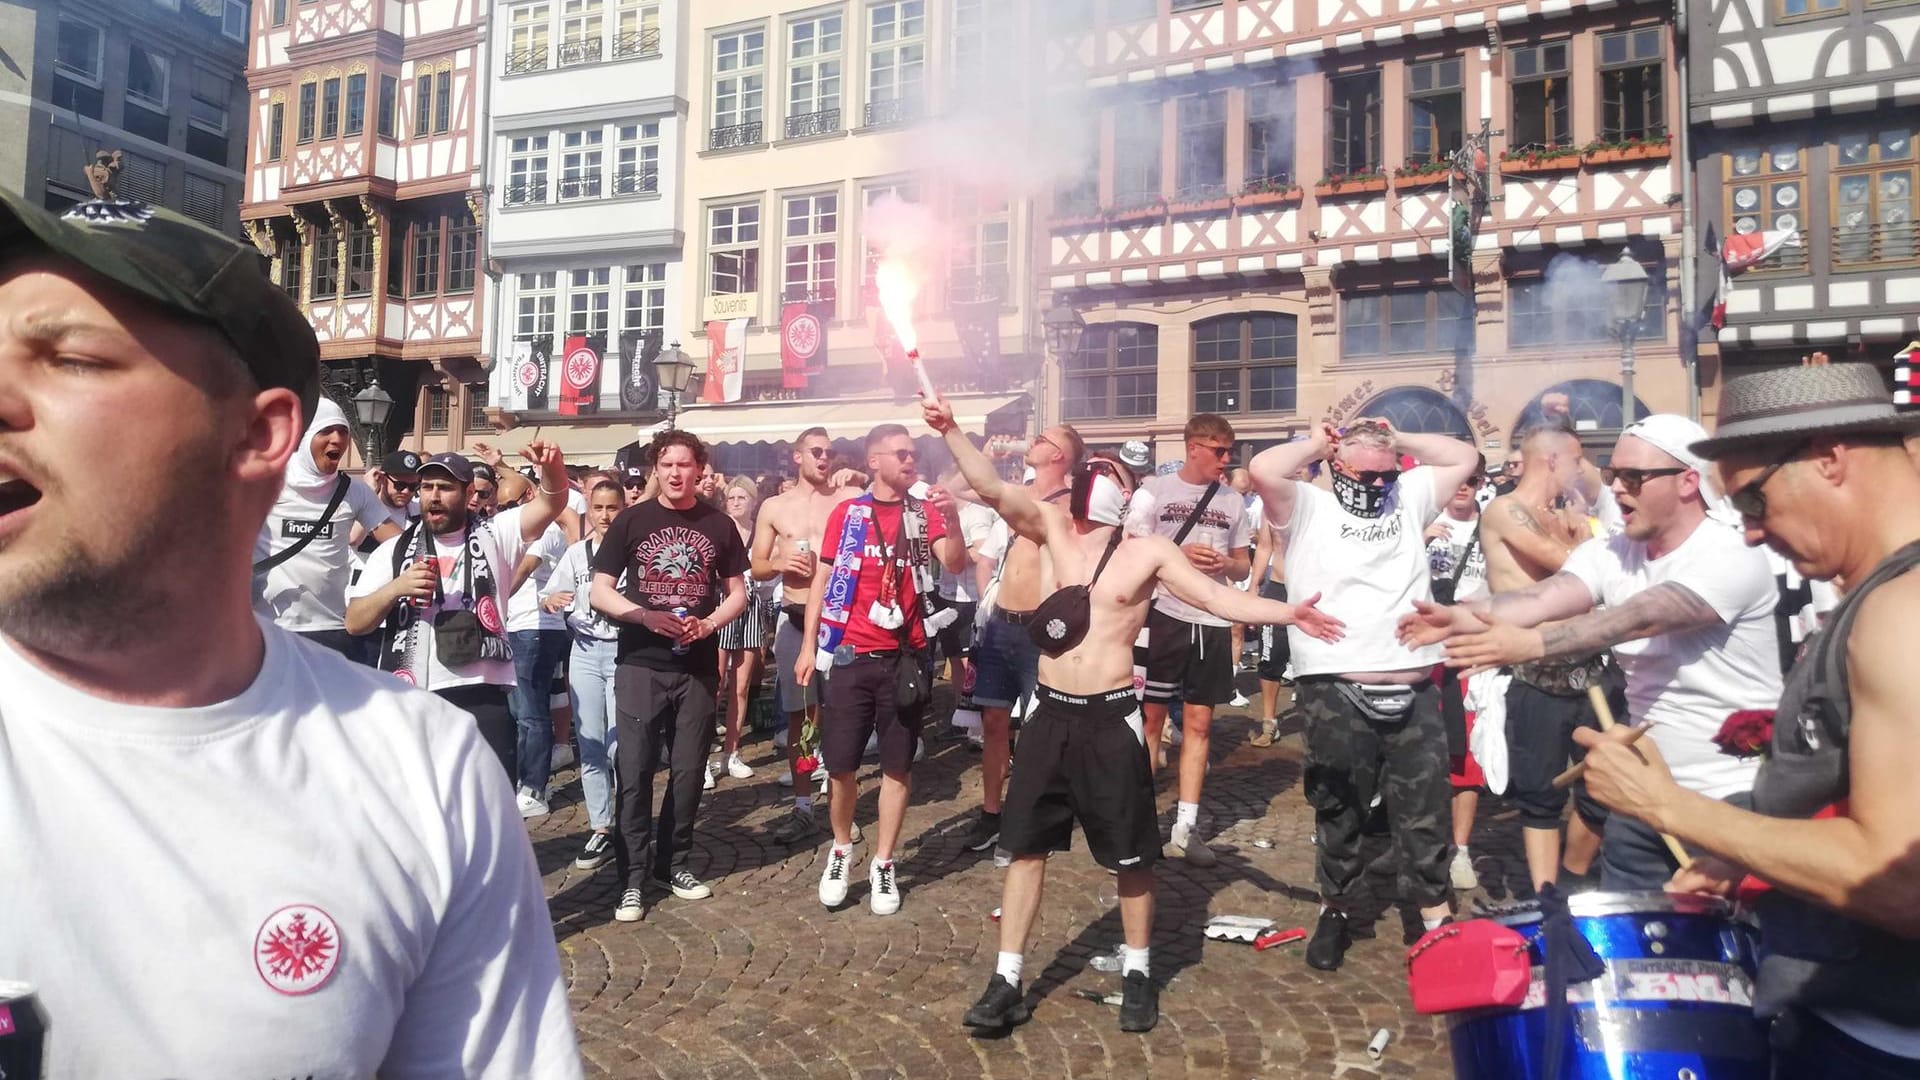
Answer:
[
  {"left": 1396, "top": 599, "right": 1479, "bottom": 649},
  {"left": 1182, "top": 543, "right": 1224, "bottom": 574},
  {"left": 1572, "top": 723, "right": 1680, "bottom": 828},
  {"left": 921, "top": 393, "right": 958, "bottom": 435},
  {"left": 1444, "top": 609, "right": 1544, "bottom": 676},
  {"left": 469, "top": 441, "right": 506, "bottom": 468},
  {"left": 1319, "top": 421, "right": 1342, "bottom": 459},
  {"left": 1802, "top": 350, "right": 1831, "bottom": 367},
  {"left": 541, "top": 591, "right": 575, "bottom": 614},
  {"left": 396, "top": 559, "right": 438, "bottom": 602},
  {"left": 640, "top": 608, "right": 689, "bottom": 638},
  {"left": 1288, "top": 591, "right": 1346, "bottom": 643},
  {"left": 521, "top": 440, "right": 565, "bottom": 476}
]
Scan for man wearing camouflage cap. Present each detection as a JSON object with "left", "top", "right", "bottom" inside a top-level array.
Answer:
[{"left": 0, "top": 185, "right": 581, "bottom": 1075}]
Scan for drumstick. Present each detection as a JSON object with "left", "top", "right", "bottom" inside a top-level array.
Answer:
[
  {"left": 1549, "top": 721, "right": 1652, "bottom": 789},
  {"left": 1586, "top": 685, "right": 1693, "bottom": 869}
]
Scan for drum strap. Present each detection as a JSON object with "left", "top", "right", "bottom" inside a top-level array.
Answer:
[{"left": 1537, "top": 884, "right": 1606, "bottom": 1080}]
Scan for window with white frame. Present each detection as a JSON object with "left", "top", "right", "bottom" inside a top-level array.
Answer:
[
  {"left": 52, "top": 17, "right": 104, "bottom": 118},
  {"left": 516, "top": 272, "right": 559, "bottom": 341},
  {"left": 623, "top": 263, "right": 667, "bottom": 335},
  {"left": 864, "top": 1, "right": 924, "bottom": 125},
  {"left": 783, "top": 192, "right": 839, "bottom": 314},
  {"left": 559, "top": 128, "right": 604, "bottom": 199},
  {"left": 711, "top": 28, "right": 766, "bottom": 148},
  {"left": 950, "top": 0, "right": 1013, "bottom": 98},
  {"left": 949, "top": 185, "right": 1010, "bottom": 304},
  {"left": 126, "top": 45, "right": 171, "bottom": 111},
  {"left": 506, "top": 134, "right": 550, "bottom": 205},
  {"left": 786, "top": 13, "right": 843, "bottom": 138},
  {"left": 708, "top": 202, "right": 761, "bottom": 295},
  {"left": 223, "top": 0, "right": 247, "bottom": 39},
  {"left": 568, "top": 268, "right": 612, "bottom": 334},
  {"left": 560, "top": 0, "right": 605, "bottom": 65},
  {"left": 186, "top": 68, "right": 231, "bottom": 166},
  {"left": 861, "top": 181, "right": 917, "bottom": 299},
  {"left": 613, "top": 121, "right": 659, "bottom": 195},
  {"left": 506, "top": 3, "right": 550, "bottom": 74},
  {"left": 613, "top": 0, "right": 660, "bottom": 57}
]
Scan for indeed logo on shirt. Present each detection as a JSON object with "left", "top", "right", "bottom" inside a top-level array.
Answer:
[{"left": 281, "top": 519, "right": 336, "bottom": 540}]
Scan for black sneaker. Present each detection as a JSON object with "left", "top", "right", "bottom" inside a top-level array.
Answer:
[
  {"left": 1305, "top": 908, "right": 1352, "bottom": 971},
  {"left": 657, "top": 869, "right": 713, "bottom": 901},
  {"left": 574, "top": 831, "right": 613, "bottom": 871},
  {"left": 771, "top": 804, "right": 820, "bottom": 845},
  {"left": 962, "top": 973, "right": 1030, "bottom": 1032},
  {"left": 1117, "top": 970, "right": 1159, "bottom": 1033},
  {"left": 962, "top": 812, "right": 1002, "bottom": 853}
]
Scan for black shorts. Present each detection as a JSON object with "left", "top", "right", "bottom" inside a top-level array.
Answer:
[
  {"left": 821, "top": 652, "right": 930, "bottom": 777},
  {"left": 1255, "top": 580, "right": 1290, "bottom": 682},
  {"left": 999, "top": 685, "right": 1160, "bottom": 872},
  {"left": 935, "top": 599, "right": 978, "bottom": 660},
  {"left": 1141, "top": 605, "right": 1234, "bottom": 706},
  {"left": 1504, "top": 677, "right": 1618, "bottom": 830}
]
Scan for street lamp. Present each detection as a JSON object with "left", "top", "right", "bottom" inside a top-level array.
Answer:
[
  {"left": 1042, "top": 298, "right": 1086, "bottom": 363},
  {"left": 653, "top": 341, "right": 696, "bottom": 429},
  {"left": 351, "top": 378, "right": 395, "bottom": 465},
  {"left": 1602, "top": 250, "right": 1651, "bottom": 431}
]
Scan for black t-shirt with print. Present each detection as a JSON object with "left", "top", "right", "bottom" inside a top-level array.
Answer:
[{"left": 592, "top": 496, "right": 749, "bottom": 672}]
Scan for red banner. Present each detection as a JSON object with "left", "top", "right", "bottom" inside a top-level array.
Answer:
[
  {"left": 781, "top": 302, "right": 827, "bottom": 389},
  {"left": 558, "top": 334, "right": 601, "bottom": 416}
]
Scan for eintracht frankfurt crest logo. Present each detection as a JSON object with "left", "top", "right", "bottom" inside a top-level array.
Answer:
[
  {"left": 516, "top": 358, "right": 541, "bottom": 388},
  {"left": 785, "top": 311, "right": 823, "bottom": 362},
  {"left": 564, "top": 344, "right": 599, "bottom": 390},
  {"left": 255, "top": 904, "right": 342, "bottom": 995}
]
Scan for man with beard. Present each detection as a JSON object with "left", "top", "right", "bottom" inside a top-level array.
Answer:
[
  {"left": 347, "top": 444, "right": 573, "bottom": 781},
  {"left": 796, "top": 424, "right": 968, "bottom": 915},
  {"left": 0, "top": 188, "right": 578, "bottom": 1075},
  {"left": 1248, "top": 418, "right": 1480, "bottom": 970},
  {"left": 253, "top": 397, "right": 403, "bottom": 655},
  {"left": 751, "top": 426, "right": 865, "bottom": 843},
  {"left": 591, "top": 430, "right": 749, "bottom": 917},
  {"left": 925, "top": 395, "right": 1344, "bottom": 1034},
  {"left": 1399, "top": 415, "right": 1782, "bottom": 890},
  {"left": 957, "top": 421, "right": 1083, "bottom": 853}
]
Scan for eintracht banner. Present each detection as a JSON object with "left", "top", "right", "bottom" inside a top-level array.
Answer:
[{"left": 702, "top": 318, "right": 747, "bottom": 403}]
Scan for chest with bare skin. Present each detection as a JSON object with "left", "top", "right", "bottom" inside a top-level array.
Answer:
[
  {"left": 1484, "top": 495, "right": 1583, "bottom": 594},
  {"left": 1030, "top": 526, "right": 1154, "bottom": 695},
  {"left": 768, "top": 487, "right": 856, "bottom": 603},
  {"left": 995, "top": 486, "right": 1067, "bottom": 611}
]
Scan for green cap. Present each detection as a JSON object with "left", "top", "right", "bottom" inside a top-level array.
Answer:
[{"left": 0, "top": 186, "right": 320, "bottom": 418}]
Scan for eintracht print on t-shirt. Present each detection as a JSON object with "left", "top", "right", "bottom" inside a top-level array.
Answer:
[{"left": 632, "top": 526, "right": 721, "bottom": 611}]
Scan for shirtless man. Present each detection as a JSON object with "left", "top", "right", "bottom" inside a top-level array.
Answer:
[
  {"left": 925, "top": 396, "right": 1343, "bottom": 1035},
  {"left": 1477, "top": 421, "right": 1618, "bottom": 888},
  {"left": 957, "top": 420, "right": 1084, "bottom": 854},
  {"left": 752, "top": 425, "right": 864, "bottom": 844}
]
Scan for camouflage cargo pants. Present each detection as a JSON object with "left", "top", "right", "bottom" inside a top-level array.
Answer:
[{"left": 1295, "top": 677, "right": 1452, "bottom": 910}]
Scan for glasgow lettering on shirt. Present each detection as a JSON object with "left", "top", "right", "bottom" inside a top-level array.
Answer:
[
  {"left": 1338, "top": 516, "right": 1405, "bottom": 544},
  {"left": 280, "top": 519, "right": 335, "bottom": 540}
]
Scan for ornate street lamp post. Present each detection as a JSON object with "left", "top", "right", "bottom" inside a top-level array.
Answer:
[
  {"left": 653, "top": 341, "right": 696, "bottom": 429},
  {"left": 1603, "top": 251, "right": 1651, "bottom": 432},
  {"left": 351, "top": 378, "right": 395, "bottom": 465}
]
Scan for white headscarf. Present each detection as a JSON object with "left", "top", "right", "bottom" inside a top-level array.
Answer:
[{"left": 284, "top": 396, "right": 351, "bottom": 494}]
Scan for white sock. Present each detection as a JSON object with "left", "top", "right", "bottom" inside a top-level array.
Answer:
[
  {"left": 1456, "top": 845, "right": 1470, "bottom": 858},
  {"left": 795, "top": 796, "right": 812, "bottom": 814},
  {"left": 1176, "top": 802, "right": 1199, "bottom": 830},
  {"left": 1121, "top": 945, "right": 1150, "bottom": 978},
  {"left": 995, "top": 951, "right": 1024, "bottom": 984},
  {"left": 1423, "top": 916, "right": 1446, "bottom": 931}
]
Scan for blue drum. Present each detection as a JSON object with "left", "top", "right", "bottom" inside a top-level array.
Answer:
[{"left": 1449, "top": 892, "right": 1769, "bottom": 1079}]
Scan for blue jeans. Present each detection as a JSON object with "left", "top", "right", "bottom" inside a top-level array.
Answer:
[
  {"left": 509, "top": 628, "right": 570, "bottom": 795},
  {"left": 568, "top": 635, "right": 619, "bottom": 830}
]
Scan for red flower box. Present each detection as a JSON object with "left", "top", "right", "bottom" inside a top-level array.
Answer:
[
  {"left": 1583, "top": 143, "right": 1674, "bottom": 166},
  {"left": 1314, "top": 177, "right": 1388, "bottom": 198},
  {"left": 1500, "top": 151, "right": 1582, "bottom": 175},
  {"left": 1236, "top": 188, "right": 1303, "bottom": 209},
  {"left": 1394, "top": 170, "right": 1453, "bottom": 190}
]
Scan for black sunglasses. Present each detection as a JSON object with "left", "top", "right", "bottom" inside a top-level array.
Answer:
[
  {"left": 803, "top": 446, "right": 830, "bottom": 459},
  {"left": 1191, "top": 442, "right": 1232, "bottom": 459},
  {"left": 888, "top": 449, "right": 918, "bottom": 463},
  {"left": 386, "top": 478, "right": 419, "bottom": 492},
  {"left": 1611, "top": 466, "right": 1687, "bottom": 494},
  {"left": 1354, "top": 469, "right": 1401, "bottom": 486},
  {"left": 1729, "top": 440, "right": 1809, "bottom": 522}
]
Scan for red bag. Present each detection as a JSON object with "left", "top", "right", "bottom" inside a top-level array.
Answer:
[{"left": 1405, "top": 919, "right": 1533, "bottom": 1015}]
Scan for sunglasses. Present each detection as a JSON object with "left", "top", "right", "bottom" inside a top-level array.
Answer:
[
  {"left": 386, "top": 478, "right": 419, "bottom": 492},
  {"left": 1729, "top": 440, "right": 1808, "bottom": 522},
  {"left": 887, "top": 449, "right": 918, "bottom": 464},
  {"left": 1611, "top": 467, "right": 1687, "bottom": 494},
  {"left": 1353, "top": 469, "right": 1401, "bottom": 486},
  {"left": 803, "top": 446, "right": 830, "bottom": 459},
  {"left": 1191, "top": 442, "right": 1232, "bottom": 460},
  {"left": 623, "top": 481, "right": 644, "bottom": 488}
]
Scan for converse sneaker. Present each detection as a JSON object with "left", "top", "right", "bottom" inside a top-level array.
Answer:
[
  {"left": 660, "top": 869, "right": 713, "bottom": 901},
  {"left": 574, "top": 830, "right": 613, "bottom": 871},
  {"left": 726, "top": 752, "right": 753, "bottom": 779},
  {"left": 516, "top": 786, "right": 550, "bottom": 819},
  {"left": 1118, "top": 970, "right": 1159, "bottom": 1033},
  {"left": 1305, "top": 908, "right": 1352, "bottom": 971},
  {"left": 1449, "top": 847, "right": 1479, "bottom": 891},
  {"left": 819, "top": 845, "right": 853, "bottom": 907},
  {"left": 771, "top": 804, "right": 820, "bottom": 844},
  {"left": 962, "top": 973, "right": 1031, "bottom": 1033},
  {"left": 869, "top": 858, "right": 902, "bottom": 916},
  {"left": 962, "top": 811, "right": 1002, "bottom": 853},
  {"left": 1167, "top": 820, "right": 1218, "bottom": 868},
  {"left": 613, "top": 888, "right": 644, "bottom": 923}
]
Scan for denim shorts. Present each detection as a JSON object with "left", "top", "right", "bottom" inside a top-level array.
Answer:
[{"left": 972, "top": 615, "right": 1040, "bottom": 710}]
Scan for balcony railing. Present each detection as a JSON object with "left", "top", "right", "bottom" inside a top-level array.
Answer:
[
  {"left": 611, "top": 168, "right": 659, "bottom": 196},
  {"left": 709, "top": 121, "right": 764, "bottom": 150},
  {"left": 1832, "top": 219, "right": 1917, "bottom": 268},
  {"left": 503, "top": 180, "right": 548, "bottom": 206},
  {"left": 557, "top": 37, "right": 603, "bottom": 66},
  {"left": 785, "top": 107, "right": 842, "bottom": 139},
  {"left": 556, "top": 174, "right": 604, "bottom": 200},
  {"left": 863, "top": 97, "right": 918, "bottom": 128},
  {"left": 948, "top": 270, "right": 1008, "bottom": 306},
  {"left": 613, "top": 27, "right": 662, "bottom": 58},
  {"left": 504, "top": 46, "right": 548, "bottom": 75}
]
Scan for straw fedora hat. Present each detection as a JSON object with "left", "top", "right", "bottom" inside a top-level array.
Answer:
[{"left": 1690, "top": 362, "right": 1920, "bottom": 459}]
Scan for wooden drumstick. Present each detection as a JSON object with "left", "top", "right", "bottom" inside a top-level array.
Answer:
[
  {"left": 1550, "top": 721, "right": 1652, "bottom": 789},
  {"left": 1585, "top": 685, "right": 1693, "bottom": 869}
]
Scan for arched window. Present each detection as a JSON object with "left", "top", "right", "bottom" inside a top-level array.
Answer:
[
  {"left": 1064, "top": 323, "right": 1157, "bottom": 420},
  {"left": 1192, "top": 312, "right": 1298, "bottom": 416},
  {"left": 1512, "top": 379, "right": 1650, "bottom": 436},
  {"left": 1356, "top": 386, "right": 1471, "bottom": 437}
]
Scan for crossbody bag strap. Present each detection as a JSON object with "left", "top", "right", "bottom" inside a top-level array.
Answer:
[
  {"left": 1170, "top": 480, "right": 1221, "bottom": 546},
  {"left": 252, "top": 474, "right": 351, "bottom": 574},
  {"left": 1091, "top": 526, "right": 1125, "bottom": 584}
]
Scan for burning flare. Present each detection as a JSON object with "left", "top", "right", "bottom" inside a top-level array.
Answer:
[{"left": 876, "top": 258, "right": 936, "bottom": 398}]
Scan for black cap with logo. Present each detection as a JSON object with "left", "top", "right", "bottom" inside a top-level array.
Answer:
[
  {"left": 379, "top": 450, "right": 424, "bottom": 479},
  {"left": 0, "top": 187, "right": 320, "bottom": 419}
]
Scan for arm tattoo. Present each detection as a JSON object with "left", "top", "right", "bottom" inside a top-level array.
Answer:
[{"left": 1537, "top": 582, "right": 1723, "bottom": 659}]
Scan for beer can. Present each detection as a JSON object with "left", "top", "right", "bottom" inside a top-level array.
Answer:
[{"left": 0, "top": 980, "right": 48, "bottom": 1080}]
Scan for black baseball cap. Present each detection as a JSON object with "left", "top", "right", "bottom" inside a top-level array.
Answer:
[
  {"left": 621, "top": 465, "right": 647, "bottom": 485},
  {"left": 418, "top": 452, "right": 475, "bottom": 485},
  {"left": 0, "top": 187, "right": 319, "bottom": 419},
  {"left": 379, "top": 450, "right": 423, "bottom": 478}
]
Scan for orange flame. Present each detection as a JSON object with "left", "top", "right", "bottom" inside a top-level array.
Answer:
[{"left": 875, "top": 259, "right": 920, "bottom": 354}]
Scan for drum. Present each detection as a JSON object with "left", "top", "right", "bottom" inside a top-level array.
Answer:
[{"left": 1449, "top": 892, "right": 1769, "bottom": 1079}]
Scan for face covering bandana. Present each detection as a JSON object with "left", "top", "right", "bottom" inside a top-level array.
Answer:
[
  {"left": 1331, "top": 469, "right": 1392, "bottom": 519},
  {"left": 1069, "top": 464, "right": 1129, "bottom": 527}
]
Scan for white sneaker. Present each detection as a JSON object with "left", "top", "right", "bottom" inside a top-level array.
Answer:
[
  {"left": 864, "top": 731, "right": 881, "bottom": 758},
  {"left": 819, "top": 845, "right": 853, "bottom": 907},
  {"left": 869, "top": 857, "right": 901, "bottom": 916},
  {"left": 516, "top": 787, "right": 549, "bottom": 819},
  {"left": 1450, "top": 848, "right": 1480, "bottom": 891},
  {"left": 704, "top": 760, "right": 719, "bottom": 790},
  {"left": 850, "top": 821, "right": 863, "bottom": 845},
  {"left": 1229, "top": 691, "right": 1251, "bottom": 708},
  {"left": 726, "top": 752, "right": 754, "bottom": 779},
  {"left": 913, "top": 740, "right": 926, "bottom": 762},
  {"left": 774, "top": 727, "right": 790, "bottom": 751},
  {"left": 551, "top": 744, "right": 576, "bottom": 772},
  {"left": 778, "top": 768, "right": 793, "bottom": 786}
]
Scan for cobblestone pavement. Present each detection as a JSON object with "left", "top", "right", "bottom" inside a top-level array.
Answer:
[{"left": 530, "top": 684, "right": 1530, "bottom": 1079}]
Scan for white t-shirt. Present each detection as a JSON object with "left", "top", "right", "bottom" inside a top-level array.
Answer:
[
  {"left": 1561, "top": 519, "right": 1783, "bottom": 799},
  {"left": 1427, "top": 512, "right": 1488, "bottom": 602},
  {"left": 542, "top": 537, "right": 620, "bottom": 641},
  {"left": 348, "top": 507, "right": 533, "bottom": 691},
  {"left": 1127, "top": 473, "right": 1254, "bottom": 627},
  {"left": 0, "top": 624, "right": 582, "bottom": 1079},
  {"left": 567, "top": 487, "right": 589, "bottom": 516},
  {"left": 254, "top": 474, "right": 394, "bottom": 632},
  {"left": 940, "top": 501, "right": 998, "bottom": 603},
  {"left": 1278, "top": 466, "right": 1445, "bottom": 676},
  {"left": 506, "top": 524, "right": 568, "bottom": 635}
]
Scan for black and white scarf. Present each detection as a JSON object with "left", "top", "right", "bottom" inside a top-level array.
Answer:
[{"left": 378, "top": 519, "right": 510, "bottom": 685}]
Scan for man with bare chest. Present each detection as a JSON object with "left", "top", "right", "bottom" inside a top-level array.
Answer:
[
  {"left": 751, "top": 426, "right": 863, "bottom": 844},
  {"left": 958, "top": 422, "right": 1085, "bottom": 854}
]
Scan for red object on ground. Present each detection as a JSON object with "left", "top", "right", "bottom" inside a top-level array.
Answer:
[{"left": 1254, "top": 927, "right": 1308, "bottom": 951}]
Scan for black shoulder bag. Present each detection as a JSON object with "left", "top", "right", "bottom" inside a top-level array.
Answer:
[{"left": 253, "top": 474, "right": 351, "bottom": 575}]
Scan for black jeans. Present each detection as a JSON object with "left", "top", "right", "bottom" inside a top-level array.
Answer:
[
  {"left": 434, "top": 683, "right": 516, "bottom": 782},
  {"left": 1602, "top": 790, "right": 1755, "bottom": 890},
  {"left": 612, "top": 663, "right": 718, "bottom": 887},
  {"left": 1772, "top": 1009, "right": 1920, "bottom": 1079}
]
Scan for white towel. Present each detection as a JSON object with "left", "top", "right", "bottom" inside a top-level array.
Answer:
[{"left": 1464, "top": 669, "right": 1512, "bottom": 795}]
